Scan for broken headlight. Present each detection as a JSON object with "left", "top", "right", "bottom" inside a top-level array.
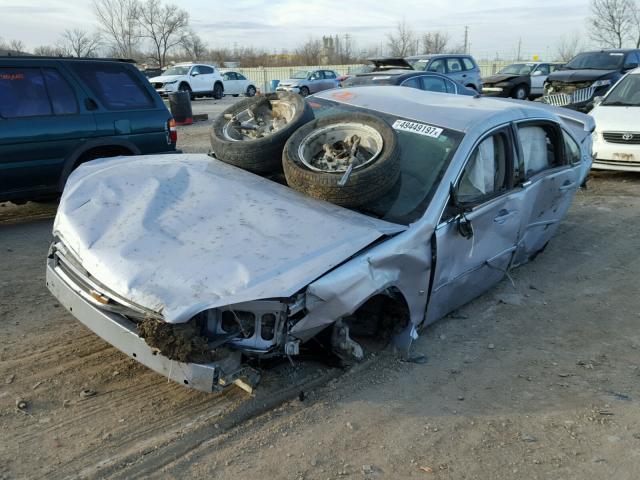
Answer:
[{"left": 591, "top": 79, "right": 611, "bottom": 89}]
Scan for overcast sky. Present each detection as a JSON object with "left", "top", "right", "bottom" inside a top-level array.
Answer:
[{"left": 0, "top": 0, "right": 590, "bottom": 59}]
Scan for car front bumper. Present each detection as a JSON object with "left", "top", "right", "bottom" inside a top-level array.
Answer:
[
  {"left": 46, "top": 258, "right": 239, "bottom": 393},
  {"left": 481, "top": 87, "right": 509, "bottom": 97},
  {"left": 592, "top": 135, "right": 640, "bottom": 171}
]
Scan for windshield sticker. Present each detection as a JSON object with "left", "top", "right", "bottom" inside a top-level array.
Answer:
[{"left": 392, "top": 119, "right": 443, "bottom": 138}]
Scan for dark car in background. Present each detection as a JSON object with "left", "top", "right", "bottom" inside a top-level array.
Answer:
[
  {"left": 482, "top": 62, "right": 562, "bottom": 99},
  {"left": 542, "top": 49, "right": 640, "bottom": 111},
  {"left": 0, "top": 56, "right": 178, "bottom": 203},
  {"left": 342, "top": 69, "right": 476, "bottom": 96}
]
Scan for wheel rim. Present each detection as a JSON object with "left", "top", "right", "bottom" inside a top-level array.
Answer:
[
  {"left": 297, "top": 123, "right": 384, "bottom": 173},
  {"left": 300, "top": 88, "right": 309, "bottom": 97},
  {"left": 516, "top": 87, "right": 526, "bottom": 99},
  {"left": 222, "top": 99, "right": 297, "bottom": 141},
  {"left": 248, "top": 87, "right": 256, "bottom": 96}
]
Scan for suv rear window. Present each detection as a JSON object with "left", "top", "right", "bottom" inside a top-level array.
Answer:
[
  {"left": 0, "top": 68, "right": 52, "bottom": 118},
  {"left": 70, "top": 63, "right": 154, "bottom": 110},
  {"left": 462, "top": 58, "right": 475, "bottom": 71}
]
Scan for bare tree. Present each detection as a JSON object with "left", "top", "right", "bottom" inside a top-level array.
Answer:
[
  {"left": 556, "top": 33, "right": 584, "bottom": 62},
  {"left": 180, "top": 29, "right": 207, "bottom": 60},
  {"left": 295, "top": 38, "right": 323, "bottom": 65},
  {"left": 588, "top": 0, "right": 632, "bottom": 48},
  {"left": 387, "top": 19, "right": 416, "bottom": 57},
  {"left": 33, "top": 45, "right": 67, "bottom": 56},
  {"left": 8, "top": 39, "right": 25, "bottom": 53},
  {"left": 629, "top": 1, "right": 640, "bottom": 47},
  {"left": 58, "top": 29, "right": 102, "bottom": 57},
  {"left": 138, "top": 0, "right": 189, "bottom": 68},
  {"left": 422, "top": 31, "right": 449, "bottom": 54},
  {"left": 93, "top": 0, "right": 140, "bottom": 58}
]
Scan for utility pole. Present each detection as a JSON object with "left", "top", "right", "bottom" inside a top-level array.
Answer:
[
  {"left": 463, "top": 26, "right": 469, "bottom": 54},
  {"left": 516, "top": 37, "right": 522, "bottom": 61}
]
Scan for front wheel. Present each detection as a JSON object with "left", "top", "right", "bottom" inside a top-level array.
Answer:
[
  {"left": 246, "top": 85, "right": 256, "bottom": 97},
  {"left": 512, "top": 84, "right": 528, "bottom": 100},
  {"left": 299, "top": 86, "right": 310, "bottom": 97}
]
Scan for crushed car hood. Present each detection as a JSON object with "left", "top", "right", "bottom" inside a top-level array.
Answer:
[
  {"left": 547, "top": 69, "right": 614, "bottom": 83},
  {"left": 54, "top": 154, "right": 406, "bottom": 323}
]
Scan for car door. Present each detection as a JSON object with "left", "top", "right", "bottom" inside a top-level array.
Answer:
[
  {"left": 510, "top": 121, "right": 583, "bottom": 266},
  {"left": 426, "top": 126, "right": 521, "bottom": 323},
  {"left": 198, "top": 66, "right": 216, "bottom": 93},
  {"left": 235, "top": 72, "right": 250, "bottom": 94},
  {"left": 530, "top": 64, "right": 550, "bottom": 95},
  {"left": 0, "top": 62, "right": 97, "bottom": 197},
  {"left": 417, "top": 75, "right": 448, "bottom": 93},
  {"left": 307, "top": 70, "right": 323, "bottom": 93},
  {"left": 189, "top": 66, "right": 207, "bottom": 93},
  {"left": 446, "top": 57, "right": 466, "bottom": 85},
  {"left": 323, "top": 70, "right": 338, "bottom": 90},
  {"left": 222, "top": 71, "right": 239, "bottom": 95}
]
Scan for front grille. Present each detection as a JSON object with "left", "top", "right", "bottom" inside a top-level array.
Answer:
[
  {"left": 153, "top": 82, "right": 163, "bottom": 89},
  {"left": 596, "top": 158, "right": 640, "bottom": 167},
  {"left": 544, "top": 86, "right": 596, "bottom": 106},
  {"left": 602, "top": 132, "right": 640, "bottom": 144},
  {"left": 53, "top": 243, "right": 162, "bottom": 321}
]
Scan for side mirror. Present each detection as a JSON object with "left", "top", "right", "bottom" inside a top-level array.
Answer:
[
  {"left": 593, "top": 96, "right": 603, "bottom": 106},
  {"left": 623, "top": 62, "right": 638, "bottom": 71},
  {"left": 191, "top": 72, "right": 199, "bottom": 76},
  {"left": 532, "top": 71, "right": 542, "bottom": 76}
]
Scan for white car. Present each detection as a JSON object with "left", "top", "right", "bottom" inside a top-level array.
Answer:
[
  {"left": 149, "top": 63, "right": 225, "bottom": 100},
  {"left": 221, "top": 70, "right": 257, "bottom": 97},
  {"left": 591, "top": 67, "right": 640, "bottom": 171}
]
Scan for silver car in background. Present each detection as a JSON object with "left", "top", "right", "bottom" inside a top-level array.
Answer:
[
  {"left": 276, "top": 68, "right": 339, "bottom": 96},
  {"left": 406, "top": 54, "right": 484, "bottom": 92},
  {"left": 46, "top": 87, "right": 594, "bottom": 393}
]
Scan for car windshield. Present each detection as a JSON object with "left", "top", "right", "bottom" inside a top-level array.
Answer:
[
  {"left": 602, "top": 74, "right": 640, "bottom": 106},
  {"left": 564, "top": 52, "right": 625, "bottom": 70},
  {"left": 163, "top": 66, "right": 190, "bottom": 76},
  {"left": 306, "top": 98, "right": 463, "bottom": 224},
  {"left": 498, "top": 63, "right": 535, "bottom": 75},
  {"left": 291, "top": 70, "right": 310, "bottom": 79}
]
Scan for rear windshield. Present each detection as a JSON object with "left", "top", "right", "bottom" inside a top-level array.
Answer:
[
  {"left": 70, "top": 63, "right": 155, "bottom": 110},
  {"left": 602, "top": 74, "right": 640, "bottom": 106},
  {"left": 342, "top": 75, "right": 397, "bottom": 87},
  {"left": 306, "top": 98, "right": 463, "bottom": 224},
  {"left": 564, "top": 52, "right": 625, "bottom": 70}
]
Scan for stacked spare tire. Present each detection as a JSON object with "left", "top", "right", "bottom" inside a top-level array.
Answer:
[{"left": 210, "top": 92, "right": 400, "bottom": 208}]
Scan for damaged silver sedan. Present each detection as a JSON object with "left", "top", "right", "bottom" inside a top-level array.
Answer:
[{"left": 46, "top": 87, "right": 594, "bottom": 393}]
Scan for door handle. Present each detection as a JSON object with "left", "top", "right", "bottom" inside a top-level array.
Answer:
[
  {"left": 559, "top": 182, "right": 577, "bottom": 192},
  {"left": 494, "top": 209, "right": 516, "bottom": 224}
]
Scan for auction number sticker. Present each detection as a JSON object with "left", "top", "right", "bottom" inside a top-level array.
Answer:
[{"left": 392, "top": 119, "right": 442, "bottom": 138}]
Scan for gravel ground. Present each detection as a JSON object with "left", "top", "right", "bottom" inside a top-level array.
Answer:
[{"left": 1, "top": 104, "right": 640, "bottom": 479}]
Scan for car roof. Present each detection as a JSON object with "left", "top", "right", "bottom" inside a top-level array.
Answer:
[
  {"left": 0, "top": 55, "right": 136, "bottom": 63},
  {"left": 314, "top": 85, "right": 568, "bottom": 132},
  {"left": 581, "top": 49, "right": 639, "bottom": 54}
]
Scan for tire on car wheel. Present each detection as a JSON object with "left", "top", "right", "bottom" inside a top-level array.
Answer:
[
  {"left": 210, "top": 92, "right": 314, "bottom": 174},
  {"left": 213, "top": 83, "right": 224, "bottom": 99},
  {"left": 282, "top": 112, "right": 401, "bottom": 208},
  {"left": 512, "top": 84, "right": 528, "bottom": 100}
]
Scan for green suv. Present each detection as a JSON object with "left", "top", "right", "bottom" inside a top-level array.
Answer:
[{"left": 0, "top": 56, "right": 178, "bottom": 203}]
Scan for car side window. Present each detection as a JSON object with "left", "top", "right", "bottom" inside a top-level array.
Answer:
[
  {"left": 517, "top": 123, "right": 561, "bottom": 178},
  {"left": 427, "top": 59, "right": 446, "bottom": 73},
  {"left": 549, "top": 64, "right": 560, "bottom": 72},
  {"left": 563, "top": 130, "right": 581, "bottom": 164},
  {"left": 0, "top": 67, "right": 52, "bottom": 118},
  {"left": 533, "top": 64, "right": 550, "bottom": 75},
  {"left": 401, "top": 77, "right": 420, "bottom": 89},
  {"left": 70, "top": 63, "right": 154, "bottom": 111},
  {"left": 309, "top": 71, "right": 321, "bottom": 80},
  {"left": 222, "top": 72, "right": 232, "bottom": 80},
  {"left": 237, "top": 73, "right": 246, "bottom": 80},
  {"left": 462, "top": 58, "right": 475, "bottom": 71},
  {"left": 191, "top": 66, "right": 201, "bottom": 75},
  {"left": 421, "top": 76, "right": 447, "bottom": 93},
  {"left": 200, "top": 66, "right": 214, "bottom": 75},
  {"left": 324, "top": 70, "right": 337, "bottom": 79},
  {"left": 43, "top": 68, "right": 78, "bottom": 115},
  {"left": 444, "top": 78, "right": 457, "bottom": 93},
  {"left": 446, "top": 58, "right": 462, "bottom": 73},
  {"left": 457, "top": 132, "right": 509, "bottom": 204}
]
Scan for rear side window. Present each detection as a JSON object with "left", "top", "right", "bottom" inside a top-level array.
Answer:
[
  {"left": 71, "top": 63, "right": 154, "bottom": 110},
  {"left": 43, "top": 69, "right": 78, "bottom": 115},
  {"left": 421, "top": 76, "right": 447, "bottom": 93},
  {"left": 563, "top": 131, "right": 581, "bottom": 164},
  {"left": 0, "top": 68, "right": 52, "bottom": 118},
  {"left": 446, "top": 58, "right": 463, "bottom": 72},
  {"left": 462, "top": 58, "right": 475, "bottom": 71},
  {"left": 401, "top": 77, "right": 420, "bottom": 89},
  {"left": 199, "top": 66, "right": 214, "bottom": 74},
  {"left": 427, "top": 59, "right": 446, "bottom": 73},
  {"left": 324, "top": 70, "right": 337, "bottom": 79}
]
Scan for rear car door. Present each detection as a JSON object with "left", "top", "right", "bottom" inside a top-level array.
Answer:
[
  {"left": 445, "top": 57, "right": 466, "bottom": 85},
  {"left": 323, "top": 70, "right": 338, "bottom": 90},
  {"left": 222, "top": 71, "right": 239, "bottom": 95},
  {"left": 0, "top": 61, "right": 97, "bottom": 198},
  {"left": 308, "top": 70, "right": 323, "bottom": 93},
  {"left": 189, "top": 65, "right": 208, "bottom": 93},
  {"left": 68, "top": 61, "right": 170, "bottom": 155},
  {"left": 427, "top": 127, "right": 521, "bottom": 322},
  {"left": 510, "top": 121, "right": 583, "bottom": 266}
]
